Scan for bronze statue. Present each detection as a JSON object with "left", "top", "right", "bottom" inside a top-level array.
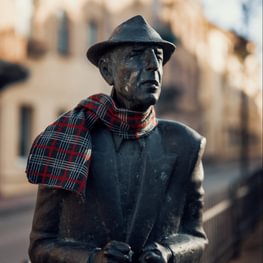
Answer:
[{"left": 26, "top": 15, "right": 207, "bottom": 263}]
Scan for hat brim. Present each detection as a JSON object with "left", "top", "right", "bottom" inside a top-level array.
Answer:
[{"left": 86, "top": 40, "right": 176, "bottom": 67}]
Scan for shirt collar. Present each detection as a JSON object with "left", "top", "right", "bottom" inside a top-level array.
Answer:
[{"left": 112, "top": 133, "right": 146, "bottom": 152}]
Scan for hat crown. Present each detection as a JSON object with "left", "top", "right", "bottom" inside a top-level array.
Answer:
[
  {"left": 86, "top": 15, "right": 176, "bottom": 66},
  {"left": 109, "top": 15, "right": 162, "bottom": 43}
]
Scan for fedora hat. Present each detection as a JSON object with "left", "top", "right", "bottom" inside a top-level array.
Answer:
[{"left": 86, "top": 15, "right": 176, "bottom": 66}]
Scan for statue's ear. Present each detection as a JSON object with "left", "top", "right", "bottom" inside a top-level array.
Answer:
[{"left": 98, "top": 57, "right": 114, "bottom": 86}]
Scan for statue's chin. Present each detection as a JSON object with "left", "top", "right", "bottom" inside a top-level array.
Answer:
[{"left": 131, "top": 96, "right": 158, "bottom": 112}]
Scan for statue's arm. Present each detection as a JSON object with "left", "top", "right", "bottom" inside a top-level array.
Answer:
[
  {"left": 29, "top": 185, "right": 94, "bottom": 263},
  {"left": 161, "top": 140, "right": 208, "bottom": 263}
]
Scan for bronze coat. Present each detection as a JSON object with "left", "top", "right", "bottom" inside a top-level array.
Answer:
[{"left": 29, "top": 120, "right": 207, "bottom": 263}]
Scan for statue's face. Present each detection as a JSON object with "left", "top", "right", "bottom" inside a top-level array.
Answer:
[{"left": 109, "top": 44, "right": 163, "bottom": 111}]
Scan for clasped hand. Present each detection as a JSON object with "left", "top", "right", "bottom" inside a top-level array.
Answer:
[
  {"left": 90, "top": 241, "right": 172, "bottom": 263},
  {"left": 139, "top": 242, "right": 172, "bottom": 263}
]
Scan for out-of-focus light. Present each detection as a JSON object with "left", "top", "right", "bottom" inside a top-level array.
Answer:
[
  {"left": 104, "top": 0, "right": 137, "bottom": 13},
  {"left": 15, "top": 0, "right": 33, "bottom": 37},
  {"left": 0, "top": 0, "right": 33, "bottom": 36},
  {"left": 208, "top": 30, "right": 228, "bottom": 73},
  {"left": 202, "top": 0, "right": 243, "bottom": 32},
  {"left": 0, "top": 0, "right": 15, "bottom": 30}
]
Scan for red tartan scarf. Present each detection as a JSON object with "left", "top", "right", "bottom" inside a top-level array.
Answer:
[{"left": 26, "top": 93, "right": 157, "bottom": 197}]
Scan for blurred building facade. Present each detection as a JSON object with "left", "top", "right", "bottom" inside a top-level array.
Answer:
[{"left": 0, "top": 0, "right": 262, "bottom": 196}]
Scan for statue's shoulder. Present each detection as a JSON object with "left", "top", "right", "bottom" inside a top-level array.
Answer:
[
  {"left": 157, "top": 119, "right": 204, "bottom": 141},
  {"left": 157, "top": 119, "right": 206, "bottom": 155}
]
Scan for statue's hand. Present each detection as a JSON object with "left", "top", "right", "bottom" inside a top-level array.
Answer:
[
  {"left": 89, "top": 240, "right": 133, "bottom": 263},
  {"left": 139, "top": 242, "right": 172, "bottom": 263}
]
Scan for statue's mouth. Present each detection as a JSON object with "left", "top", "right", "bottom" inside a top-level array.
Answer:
[
  {"left": 140, "top": 80, "right": 160, "bottom": 92},
  {"left": 141, "top": 80, "right": 159, "bottom": 86}
]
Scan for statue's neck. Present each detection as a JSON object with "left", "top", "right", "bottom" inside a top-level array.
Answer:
[{"left": 111, "top": 88, "right": 151, "bottom": 113}]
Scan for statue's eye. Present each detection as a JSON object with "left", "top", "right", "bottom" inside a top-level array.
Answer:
[
  {"left": 155, "top": 49, "right": 163, "bottom": 61},
  {"left": 156, "top": 55, "right": 163, "bottom": 62},
  {"left": 130, "top": 49, "right": 144, "bottom": 58}
]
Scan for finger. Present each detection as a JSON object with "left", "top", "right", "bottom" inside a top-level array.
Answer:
[
  {"left": 109, "top": 241, "right": 132, "bottom": 253},
  {"left": 104, "top": 249, "right": 131, "bottom": 263},
  {"left": 140, "top": 251, "right": 163, "bottom": 263},
  {"left": 139, "top": 251, "right": 152, "bottom": 262},
  {"left": 142, "top": 243, "right": 161, "bottom": 254},
  {"left": 142, "top": 244, "right": 157, "bottom": 252},
  {"left": 145, "top": 253, "right": 161, "bottom": 262}
]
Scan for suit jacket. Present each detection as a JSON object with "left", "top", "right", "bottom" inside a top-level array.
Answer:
[{"left": 28, "top": 119, "right": 207, "bottom": 263}]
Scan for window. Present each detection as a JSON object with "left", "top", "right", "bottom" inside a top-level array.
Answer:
[
  {"left": 18, "top": 105, "right": 33, "bottom": 158},
  {"left": 58, "top": 10, "right": 70, "bottom": 55},
  {"left": 87, "top": 20, "right": 98, "bottom": 45}
]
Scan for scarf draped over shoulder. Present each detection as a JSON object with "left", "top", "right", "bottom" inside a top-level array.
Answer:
[{"left": 26, "top": 93, "right": 157, "bottom": 197}]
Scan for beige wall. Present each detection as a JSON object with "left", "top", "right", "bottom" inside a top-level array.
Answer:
[{"left": 0, "top": 53, "right": 109, "bottom": 196}]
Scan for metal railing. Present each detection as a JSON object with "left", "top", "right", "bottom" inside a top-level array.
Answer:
[{"left": 201, "top": 169, "right": 263, "bottom": 263}]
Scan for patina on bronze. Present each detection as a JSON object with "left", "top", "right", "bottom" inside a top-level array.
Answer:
[{"left": 27, "top": 15, "right": 207, "bottom": 263}]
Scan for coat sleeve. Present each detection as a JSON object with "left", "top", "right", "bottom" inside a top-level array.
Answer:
[
  {"left": 29, "top": 185, "right": 95, "bottom": 263},
  {"left": 160, "top": 138, "right": 208, "bottom": 263}
]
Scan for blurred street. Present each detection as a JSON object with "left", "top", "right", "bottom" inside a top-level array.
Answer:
[
  {"left": 0, "top": 194, "right": 35, "bottom": 263},
  {"left": 0, "top": 206, "right": 34, "bottom": 263}
]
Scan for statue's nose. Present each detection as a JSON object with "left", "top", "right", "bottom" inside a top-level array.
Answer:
[{"left": 145, "top": 49, "right": 159, "bottom": 71}]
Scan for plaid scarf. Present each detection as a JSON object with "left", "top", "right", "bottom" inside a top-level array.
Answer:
[{"left": 26, "top": 93, "right": 157, "bottom": 197}]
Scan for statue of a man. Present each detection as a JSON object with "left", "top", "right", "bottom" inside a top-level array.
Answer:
[{"left": 26, "top": 15, "right": 207, "bottom": 263}]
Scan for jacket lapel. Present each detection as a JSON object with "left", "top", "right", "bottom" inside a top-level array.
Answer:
[
  {"left": 91, "top": 151, "right": 125, "bottom": 241},
  {"left": 126, "top": 151, "right": 177, "bottom": 252},
  {"left": 91, "top": 127, "right": 177, "bottom": 248}
]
